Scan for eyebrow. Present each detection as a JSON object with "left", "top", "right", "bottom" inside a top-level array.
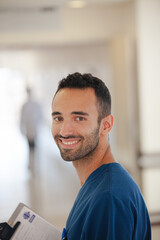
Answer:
[
  {"left": 52, "top": 111, "right": 61, "bottom": 116},
  {"left": 51, "top": 111, "right": 89, "bottom": 116},
  {"left": 71, "top": 111, "right": 89, "bottom": 116}
]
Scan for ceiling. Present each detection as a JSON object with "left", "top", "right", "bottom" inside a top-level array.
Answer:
[
  {"left": 0, "top": 0, "right": 132, "bottom": 8},
  {"left": 0, "top": 0, "right": 134, "bottom": 47}
]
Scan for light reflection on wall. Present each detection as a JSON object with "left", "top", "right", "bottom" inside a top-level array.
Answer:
[{"left": 0, "top": 68, "right": 28, "bottom": 180}]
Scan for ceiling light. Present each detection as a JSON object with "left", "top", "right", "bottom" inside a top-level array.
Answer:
[{"left": 68, "top": 0, "right": 87, "bottom": 8}]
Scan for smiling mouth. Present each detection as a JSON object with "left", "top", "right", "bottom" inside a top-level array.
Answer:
[
  {"left": 61, "top": 140, "right": 79, "bottom": 145},
  {"left": 59, "top": 138, "right": 81, "bottom": 148}
]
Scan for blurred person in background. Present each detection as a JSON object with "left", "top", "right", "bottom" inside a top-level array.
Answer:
[
  {"left": 20, "top": 87, "right": 43, "bottom": 174},
  {"left": 51, "top": 72, "right": 151, "bottom": 240}
]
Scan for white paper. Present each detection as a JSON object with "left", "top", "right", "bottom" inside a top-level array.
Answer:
[{"left": 9, "top": 203, "right": 61, "bottom": 240}]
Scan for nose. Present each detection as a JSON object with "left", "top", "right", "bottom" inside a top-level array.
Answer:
[{"left": 59, "top": 120, "right": 74, "bottom": 137}]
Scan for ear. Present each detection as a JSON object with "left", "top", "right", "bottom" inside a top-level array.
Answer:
[{"left": 101, "top": 114, "right": 114, "bottom": 135}]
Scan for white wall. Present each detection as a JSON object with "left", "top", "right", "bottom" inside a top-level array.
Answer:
[
  {"left": 136, "top": 0, "right": 160, "bottom": 153},
  {"left": 136, "top": 2, "right": 160, "bottom": 238},
  {"left": 108, "top": 36, "right": 139, "bottom": 181}
]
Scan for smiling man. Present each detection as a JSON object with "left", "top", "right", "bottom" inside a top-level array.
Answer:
[{"left": 51, "top": 72, "right": 151, "bottom": 240}]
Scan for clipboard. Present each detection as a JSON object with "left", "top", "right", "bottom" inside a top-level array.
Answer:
[{"left": 0, "top": 203, "right": 61, "bottom": 240}]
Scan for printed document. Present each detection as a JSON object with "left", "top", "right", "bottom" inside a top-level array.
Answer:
[{"left": 8, "top": 203, "right": 61, "bottom": 240}]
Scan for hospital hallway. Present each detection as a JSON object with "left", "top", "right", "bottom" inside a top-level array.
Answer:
[{"left": 0, "top": 0, "right": 160, "bottom": 238}]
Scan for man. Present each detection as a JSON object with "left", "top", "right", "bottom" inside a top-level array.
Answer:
[
  {"left": 20, "top": 87, "right": 42, "bottom": 172},
  {"left": 51, "top": 72, "right": 151, "bottom": 239}
]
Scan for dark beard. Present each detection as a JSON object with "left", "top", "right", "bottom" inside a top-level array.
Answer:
[{"left": 54, "top": 126, "right": 100, "bottom": 162}]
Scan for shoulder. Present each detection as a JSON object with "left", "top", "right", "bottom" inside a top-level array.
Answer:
[
  {"left": 91, "top": 164, "right": 141, "bottom": 200},
  {"left": 86, "top": 164, "right": 147, "bottom": 220}
]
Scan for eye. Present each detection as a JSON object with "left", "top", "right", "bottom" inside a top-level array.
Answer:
[
  {"left": 53, "top": 116, "right": 63, "bottom": 122},
  {"left": 75, "top": 116, "right": 86, "bottom": 121}
]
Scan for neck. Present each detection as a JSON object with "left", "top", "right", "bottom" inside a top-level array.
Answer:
[{"left": 72, "top": 144, "right": 116, "bottom": 186}]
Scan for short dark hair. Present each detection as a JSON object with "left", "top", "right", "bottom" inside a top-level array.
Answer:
[{"left": 55, "top": 72, "right": 111, "bottom": 122}]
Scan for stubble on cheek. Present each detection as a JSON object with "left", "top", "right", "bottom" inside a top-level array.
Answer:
[{"left": 53, "top": 126, "right": 100, "bottom": 162}]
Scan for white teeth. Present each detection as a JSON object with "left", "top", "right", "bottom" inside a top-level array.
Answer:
[{"left": 62, "top": 140, "right": 78, "bottom": 145}]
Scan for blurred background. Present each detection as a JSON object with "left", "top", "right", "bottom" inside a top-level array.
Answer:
[{"left": 0, "top": 0, "right": 160, "bottom": 239}]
